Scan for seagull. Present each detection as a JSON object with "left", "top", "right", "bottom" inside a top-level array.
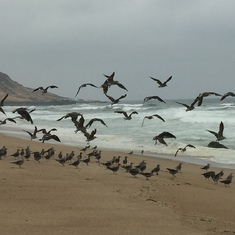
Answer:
[
  {"left": 11, "top": 149, "right": 20, "bottom": 158},
  {"left": 23, "top": 126, "right": 39, "bottom": 140},
  {"left": 175, "top": 163, "right": 183, "bottom": 172},
  {"left": 220, "top": 175, "right": 233, "bottom": 187},
  {"left": 167, "top": 168, "right": 178, "bottom": 178},
  {"left": 201, "top": 163, "right": 210, "bottom": 172},
  {"left": 12, "top": 107, "right": 34, "bottom": 124},
  {"left": 75, "top": 83, "right": 98, "bottom": 97},
  {"left": 196, "top": 92, "right": 221, "bottom": 106},
  {"left": 33, "top": 85, "right": 58, "bottom": 94},
  {"left": 11, "top": 157, "right": 24, "bottom": 168},
  {"left": 150, "top": 76, "right": 172, "bottom": 88},
  {"left": 207, "top": 121, "right": 226, "bottom": 141},
  {"left": 202, "top": 171, "right": 215, "bottom": 180},
  {"left": 107, "top": 164, "right": 121, "bottom": 174},
  {"left": 174, "top": 144, "right": 196, "bottom": 157},
  {"left": 220, "top": 92, "right": 235, "bottom": 101},
  {"left": 114, "top": 111, "right": 138, "bottom": 120},
  {"left": 174, "top": 97, "right": 199, "bottom": 111},
  {"left": 0, "top": 94, "right": 8, "bottom": 115},
  {"left": 140, "top": 170, "right": 154, "bottom": 180},
  {"left": 153, "top": 131, "right": 176, "bottom": 146},
  {"left": 142, "top": 114, "right": 165, "bottom": 126},
  {"left": 57, "top": 112, "right": 82, "bottom": 122},
  {"left": 129, "top": 167, "right": 140, "bottom": 177},
  {"left": 69, "top": 158, "right": 81, "bottom": 169},
  {"left": 0, "top": 118, "right": 17, "bottom": 125},
  {"left": 143, "top": 96, "right": 166, "bottom": 104},
  {"left": 151, "top": 164, "right": 160, "bottom": 175},
  {"left": 105, "top": 94, "right": 127, "bottom": 105},
  {"left": 84, "top": 129, "right": 97, "bottom": 142}
]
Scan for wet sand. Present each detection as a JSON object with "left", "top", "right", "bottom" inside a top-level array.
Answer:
[{"left": 0, "top": 133, "right": 235, "bottom": 235}]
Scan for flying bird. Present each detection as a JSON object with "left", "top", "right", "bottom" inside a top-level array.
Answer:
[
  {"left": 0, "top": 94, "right": 8, "bottom": 115},
  {"left": 207, "top": 121, "right": 226, "bottom": 141},
  {"left": 220, "top": 92, "right": 235, "bottom": 101},
  {"left": 105, "top": 94, "right": 127, "bottom": 105},
  {"left": 174, "top": 97, "right": 199, "bottom": 111},
  {"left": 12, "top": 108, "right": 34, "bottom": 124},
  {"left": 150, "top": 76, "right": 172, "bottom": 87},
  {"left": 57, "top": 112, "right": 82, "bottom": 122},
  {"left": 142, "top": 114, "right": 165, "bottom": 126},
  {"left": 23, "top": 126, "right": 39, "bottom": 140},
  {"left": 33, "top": 85, "right": 58, "bottom": 94},
  {"left": 174, "top": 144, "right": 196, "bottom": 157},
  {"left": 85, "top": 118, "right": 108, "bottom": 128},
  {"left": 143, "top": 96, "right": 165, "bottom": 104},
  {"left": 114, "top": 111, "right": 138, "bottom": 120},
  {"left": 196, "top": 92, "right": 221, "bottom": 106},
  {"left": 153, "top": 131, "right": 176, "bottom": 146},
  {"left": 75, "top": 83, "right": 98, "bottom": 97},
  {"left": 84, "top": 129, "right": 97, "bottom": 142}
]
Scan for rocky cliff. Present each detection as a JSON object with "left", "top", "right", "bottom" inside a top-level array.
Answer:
[{"left": 0, "top": 72, "right": 76, "bottom": 105}]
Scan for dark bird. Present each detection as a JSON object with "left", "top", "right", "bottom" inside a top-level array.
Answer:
[
  {"left": 37, "top": 128, "right": 57, "bottom": 135},
  {"left": 84, "top": 129, "right": 97, "bottom": 142},
  {"left": 202, "top": 171, "right": 215, "bottom": 180},
  {"left": 207, "top": 121, "right": 226, "bottom": 141},
  {"left": 153, "top": 131, "right": 176, "bottom": 146},
  {"left": 220, "top": 175, "right": 233, "bottom": 187},
  {"left": 107, "top": 164, "right": 121, "bottom": 174},
  {"left": 122, "top": 156, "right": 128, "bottom": 165},
  {"left": 23, "top": 126, "right": 39, "bottom": 140},
  {"left": 143, "top": 95, "right": 166, "bottom": 104},
  {"left": 75, "top": 83, "right": 98, "bottom": 97},
  {"left": 142, "top": 114, "right": 165, "bottom": 126},
  {"left": 33, "top": 85, "right": 58, "bottom": 94},
  {"left": 150, "top": 76, "right": 172, "bottom": 88},
  {"left": 33, "top": 151, "right": 42, "bottom": 163},
  {"left": 0, "top": 94, "right": 8, "bottom": 115},
  {"left": 174, "top": 97, "right": 199, "bottom": 111},
  {"left": 0, "top": 118, "right": 17, "bottom": 125},
  {"left": 11, "top": 149, "right": 20, "bottom": 158},
  {"left": 201, "top": 163, "right": 210, "bottom": 172},
  {"left": 0, "top": 146, "right": 7, "bottom": 159},
  {"left": 196, "top": 92, "right": 221, "bottom": 106},
  {"left": 39, "top": 134, "right": 61, "bottom": 143},
  {"left": 55, "top": 157, "right": 66, "bottom": 166},
  {"left": 167, "top": 168, "right": 179, "bottom": 178},
  {"left": 140, "top": 171, "right": 154, "bottom": 180},
  {"left": 11, "top": 157, "right": 24, "bottom": 168},
  {"left": 114, "top": 111, "right": 138, "bottom": 120},
  {"left": 220, "top": 92, "right": 235, "bottom": 101},
  {"left": 175, "top": 163, "right": 183, "bottom": 172},
  {"left": 105, "top": 94, "right": 127, "bottom": 105},
  {"left": 85, "top": 118, "right": 108, "bottom": 128},
  {"left": 152, "top": 164, "right": 160, "bottom": 175},
  {"left": 57, "top": 112, "right": 82, "bottom": 122},
  {"left": 12, "top": 107, "right": 34, "bottom": 124},
  {"left": 69, "top": 158, "right": 81, "bottom": 169},
  {"left": 174, "top": 144, "right": 196, "bottom": 157},
  {"left": 81, "top": 155, "right": 91, "bottom": 165},
  {"left": 129, "top": 167, "right": 140, "bottom": 177}
]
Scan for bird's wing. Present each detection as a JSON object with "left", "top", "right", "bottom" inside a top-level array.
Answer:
[
  {"left": 105, "top": 94, "right": 115, "bottom": 102},
  {"left": 141, "top": 117, "right": 147, "bottom": 126},
  {"left": 152, "top": 114, "right": 165, "bottom": 122},
  {"left": 51, "top": 135, "right": 61, "bottom": 142},
  {"left": 5, "top": 118, "right": 17, "bottom": 123},
  {"left": 206, "top": 129, "right": 218, "bottom": 138},
  {"left": 186, "top": 144, "right": 196, "bottom": 149},
  {"left": 0, "top": 107, "right": 6, "bottom": 116},
  {"left": 33, "top": 87, "right": 43, "bottom": 92},
  {"left": 23, "top": 130, "right": 33, "bottom": 138},
  {"left": 0, "top": 94, "right": 8, "bottom": 106},
  {"left": 149, "top": 77, "right": 162, "bottom": 85},
  {"left": 115, "top": 111, "right": 128, "bottom": 118},
  {"left": 103, "top": 72, "right": 115, "bottom": 80},
  {"left": 57, "top": 115, "right": 66, "bottom": 121},
  {"left": 174, "top": 148, "right": 181, "bottom": 157},
  {"left": 218, "top": 121, "right": 224, "bottom": 136},
  {"left": 164, "top": 76, "right": 172, "bottom": 84},
  {"left": 158, "top": 131, "right": 176, "bottom": 139},
  {"left": 175, "top": 101, "right": 190, "bottom": 109},
  {"left": 47, "top": 85, "right": 58, "bottom": 89},
  {"left": 115, "top": 82, "right": 128, "bottom": 91}
]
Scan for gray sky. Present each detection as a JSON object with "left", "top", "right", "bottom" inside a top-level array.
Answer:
[{"left": 0, "top": 0, "right": 235, "bottom": 101}]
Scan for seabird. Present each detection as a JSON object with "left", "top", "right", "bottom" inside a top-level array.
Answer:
[
  {"left": 153, "top": 131, "right": 176, "bottom": 146},
  {"left": 105, "top": 94, "right": 127, "bottom": 105},
  {"left": 174, "top": 98, "right": 199, "bottom": 111},
  {"left": 142, "top": 114, "right": 165, "bottom": 126},
  {"left": 57, "top": 112, "right": 82, "bottom": 122},
  {"left": 0, "top": 94, "right": 8, "bottom": 115},
  {"left": 206, "top": 121, "right": 226, "bottom": 141},
  {"left": 167, "top": 168, "right": 179, "bottom": 178},
  {"left": 151, "top": 164, "right": 160, "bottom": 175},
  {"left": 75, "top": 83, "right": 98, "bottom": 97},
  {"left": 202, "top": 171, "right": 215, "bottom": 180},
  {"left": 122, "top": 156, "right": 128, "bottom": 165},
  {"left": 174, "top": 144, "right": 196, "bottom": 157},
  {"left": 220, "top": 175, "right": 233, "bottom": 187},
  {"left": 11, "top": 157, "right": 24, "bottom": 168},
  {"left": 150, "top": 76, "right": 172, "bottom": 88},
  {"left": 129, "top": 167, "right": 140, "bottom": 177},
  {"left": 196, "top": 92, "right": 221, "bottom": 106},
  {"left": 107, "top": 164, "right": 121, "bottom": 174},
  {"left": 84, "top": 129, "right": 97, "bottom": 142},
  {"left": 81, "top": 155, "right": 91, "bottom": 165},
  {"left": 143, "top": 95, "right": 166, "bottom": 104},
  {"left": 23, "top": 126, "right": 39, "bottom": 140},
  {"left": 114, "top": 111, "right": 138, "bottom": 120},
  {"left": 55, "top": 157, "right": 67, "bottom": 166},
  {"left": 69, "top": 158, "right": 81, "bottom": 169},
  {"left": 201, "top": 163, "right": 210, "bottom": 172},
  {"left": 140, "top": 170, "right": 154, "bottom": 180},
  {"left": 0, "top": 146, "right": 7, "bottom": 159},
  {"left": 175, "top": 163, "right": 183, "bottom": 172},
  {"left": 220, "top": 92, "right": 235, "bottom": 101},
  {"left": 11, "top": 149, "right": 20, "bottom": 159},
  {"left": 12, "top": 107, "right": 34, "bottom": 124},
  {"left": 33, "top": 85, "right": 58, "bottom": 94}
]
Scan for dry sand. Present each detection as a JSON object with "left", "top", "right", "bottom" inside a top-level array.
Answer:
[{"left": 0, "top": 133, "right": 235, "bottom": 235}]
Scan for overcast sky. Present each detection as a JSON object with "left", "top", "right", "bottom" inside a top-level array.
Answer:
[{"left": 0, "top": 0, "right": 235, "bottom": 101}]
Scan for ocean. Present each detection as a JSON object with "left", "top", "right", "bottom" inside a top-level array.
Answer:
[{"left": 1, "top": 97, "right": 235, "bottom": 168}]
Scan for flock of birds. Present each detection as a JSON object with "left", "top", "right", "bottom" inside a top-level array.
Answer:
[{"left": 0, "top": 72, "right": 234, "bottom": 187}]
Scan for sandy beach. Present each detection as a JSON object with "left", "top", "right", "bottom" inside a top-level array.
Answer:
[{"left": 0, "top": 133, "right": 235, "bottom": 235}]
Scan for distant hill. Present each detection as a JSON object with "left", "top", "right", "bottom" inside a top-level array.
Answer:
[{"left": 0, "top": 72, "right": 76, "bottom": 105}]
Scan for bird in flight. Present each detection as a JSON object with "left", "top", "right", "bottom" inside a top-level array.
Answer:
[
  {"left": 105, "top": 94, "right": 127, "bottom": 105},
  {"left": 143, "top": 95, "right": 165, "bottom": 104},
  {"left": 12, "top": 107, "right": 34, "bottom": 124},
  {"left": 114, "top": 111, "right": 138, "bottom": 120},
  {"left": 75, "top": 83, "right": 98, "bottom": 97},
  {"left": 150, "top": 76, "right": 172, "bottom": 87},
  {"left": 33, "top": 85, "right": 58, "bottom": 94},
  {"left": 206, "top": 121, "right": 226, "bottom": 141},
  {"left": 153, "top": 131, "right": 176, "bottom": 146},
  {"left": 0, "top": 94, "right": 8, "bottom": 115},
  {"left": 195, "top": 92, "right": 221, "bottom": 106},
  {"left": 142, "top": 114, "right": 165, "bottom": 126},
  {"left": 174, "top": 144, "right": 196, "bottom": 157}
]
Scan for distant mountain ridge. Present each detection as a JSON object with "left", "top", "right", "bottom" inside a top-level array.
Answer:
[{"left": 0, "top": 72, "right": 76, "bottom": 105}]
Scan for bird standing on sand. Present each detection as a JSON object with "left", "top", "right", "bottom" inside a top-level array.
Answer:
[
  {"left": 175, "top": 163, "right": 183, "bottom": 172},
  {"left": 174, "top": 144, "right": 196, "bottom": 157},
  {"left": 107, "top": 164, "right": 121, "bottom": 174},
  {"left": 129, "top": 167, "right": 140, "bottom": 177},
  {"left": 11, "top": 149, "right": 20, "bottom": 159},
  {"left": 140, "top": 170, "right": 154, "bottom": 180},
  {"left": 115, "top": 111, "right": 138, "bottom": 120},
  {"left": 167, "top": 168, "right": 179, "bottom": 178},
  {"left": 220, "top": 174, "right": 233, "bottom": 187},
  {"left": 123, "top": 156, "right": 128, "bottom": 165},
  {"left": 150, "top": 76, "right": 172, "bottom": 87},
  {"left": 11, "top": 157, "right": 24, "bottom": 168},
  {"left": 151, "top": 164, "right": 160, "bottom": 175},
  {"left": 207, "top": 121, "right": 226, "bottom": 141},
  {"left": 202, "top": 171, "right": 215, "bottom": 180},
  {"left": 201, "top": 163, "right": 210, "bottom": 172},
  {"left": 33, "top": 85, "right": 58, "bottom": 94}
]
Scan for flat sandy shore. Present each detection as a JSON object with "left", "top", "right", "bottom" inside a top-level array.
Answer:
[{"left": 0, "top": 133, "right": 235, "bottom": 235}]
